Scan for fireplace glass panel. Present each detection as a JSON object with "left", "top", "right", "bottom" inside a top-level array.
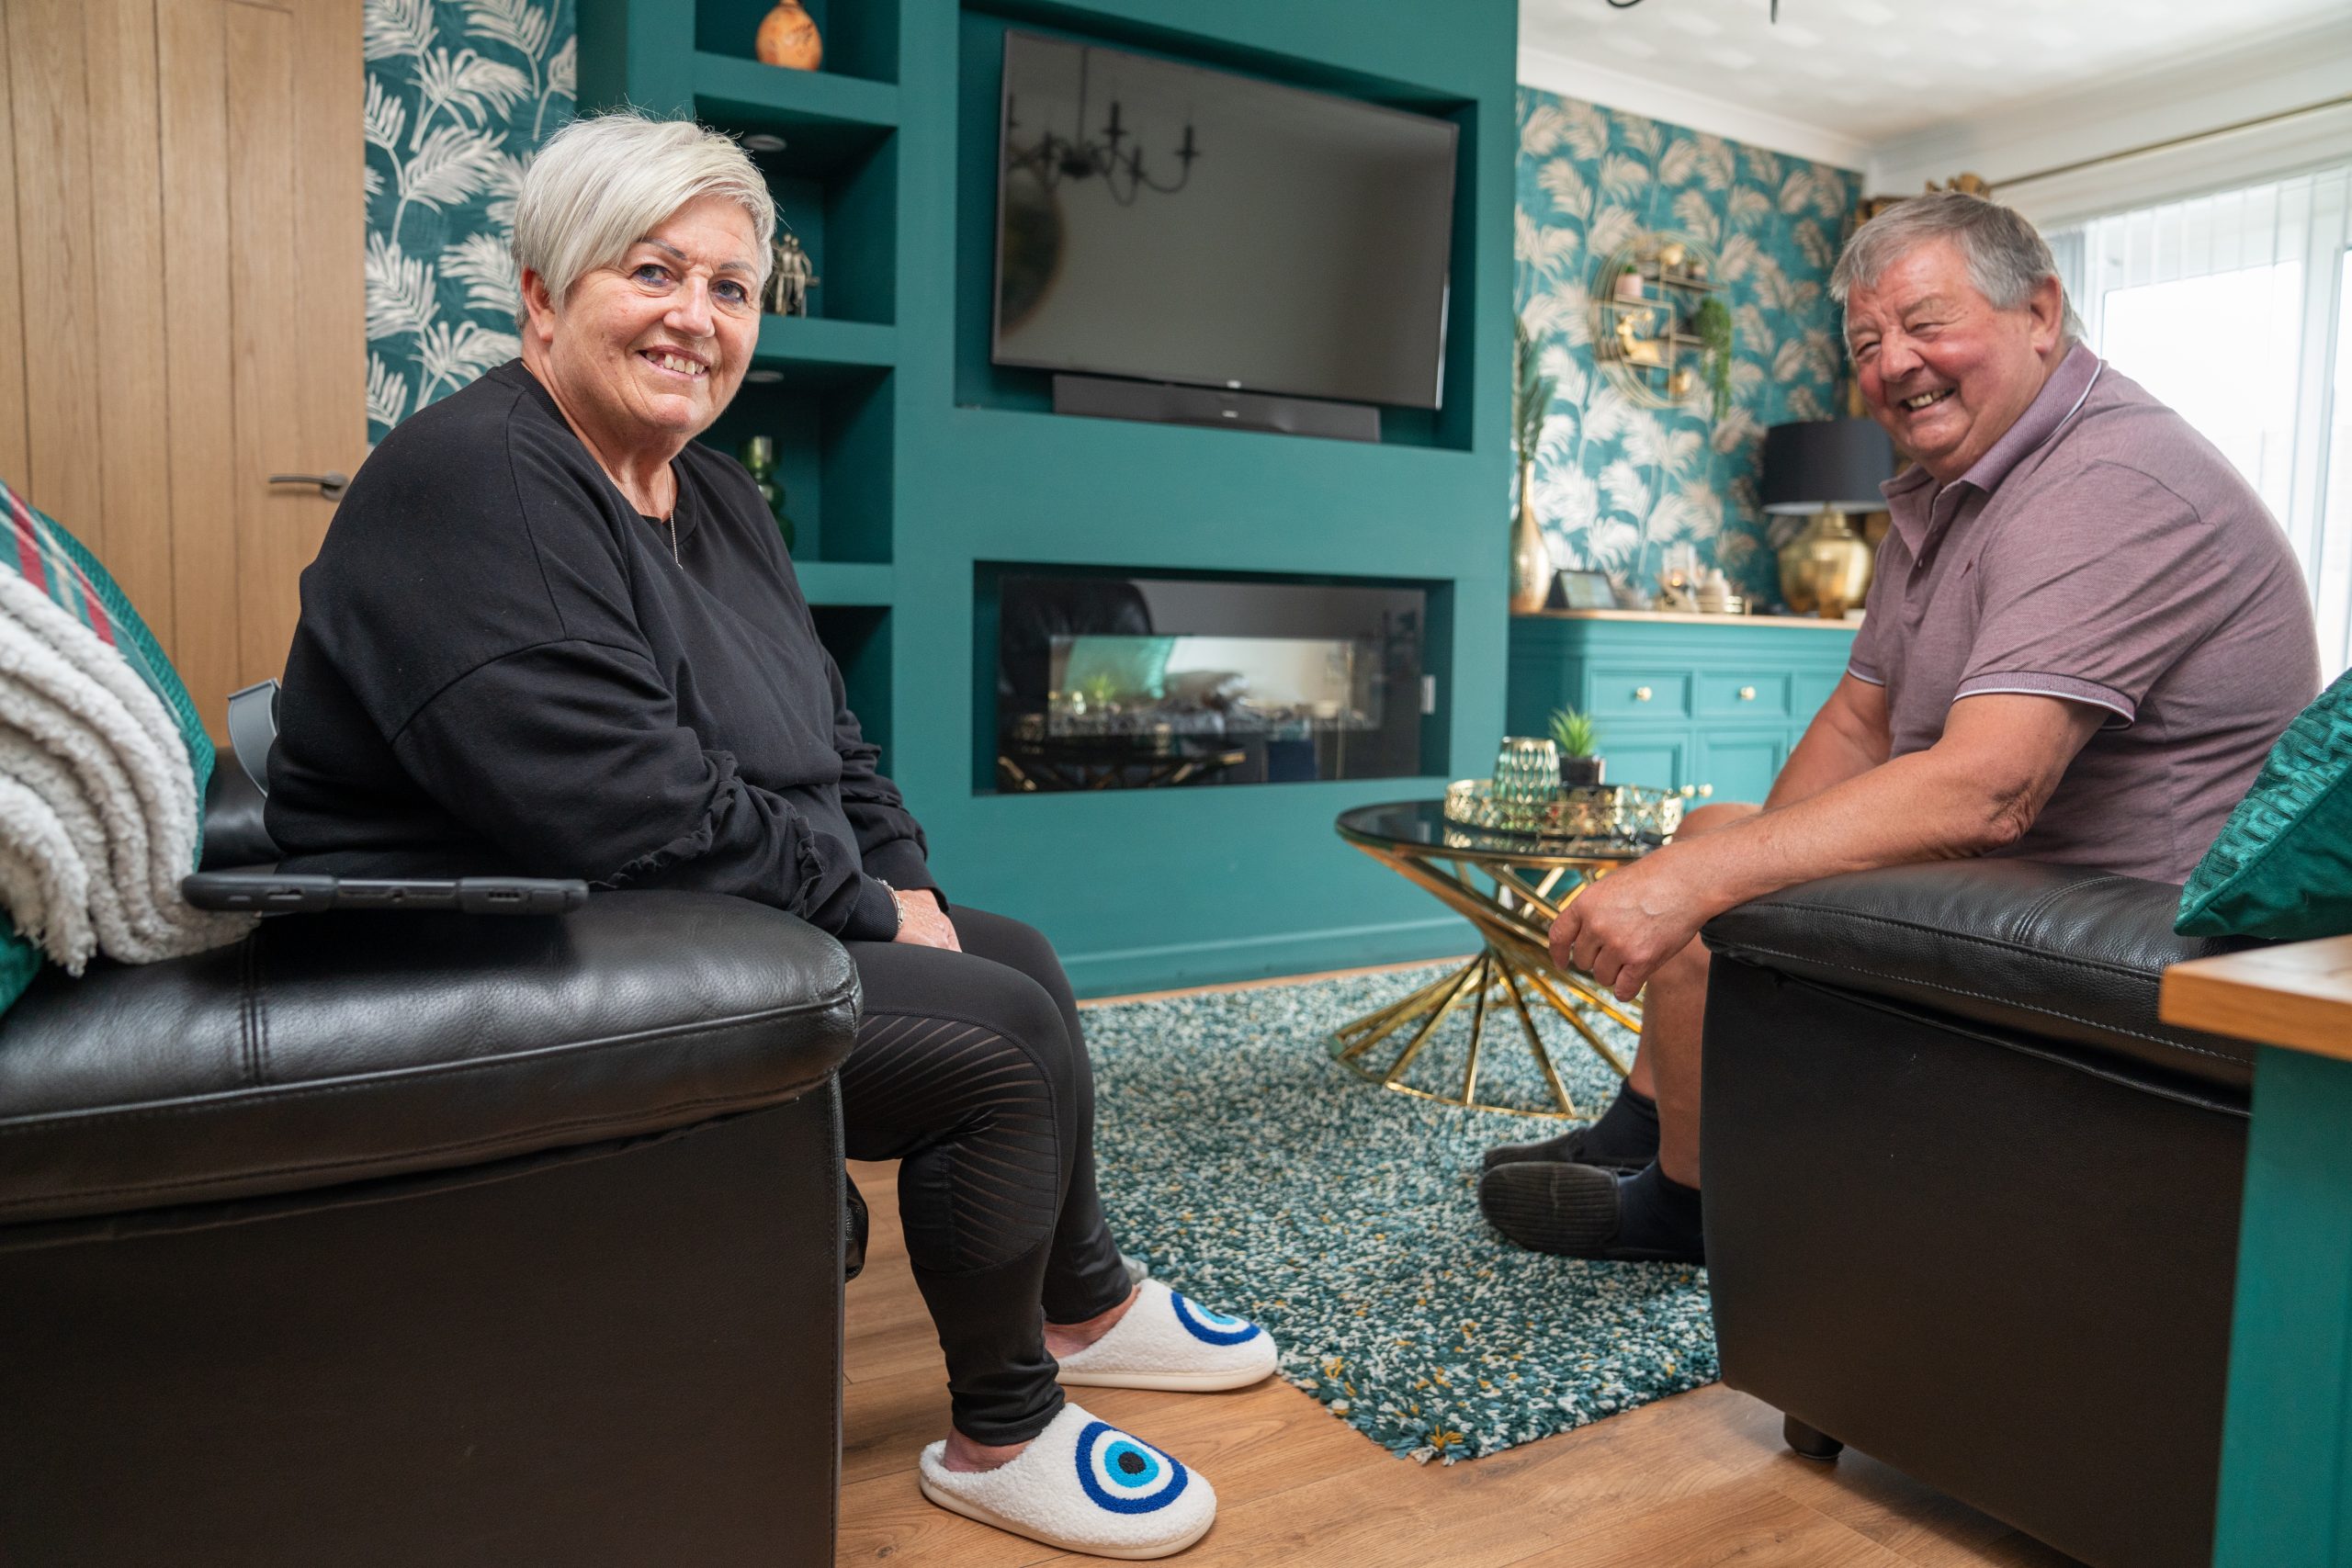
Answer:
[{"left": 990, "top": 571, "right": 1431, "bottom": 792}]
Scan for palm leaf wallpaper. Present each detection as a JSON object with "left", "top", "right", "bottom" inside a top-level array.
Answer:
[
  {"left": 364, "top": 0, "right": 576, "bottom": 443},
  {"left": 1516, "top": 88, "right": 1860, "bottom": 604},
  {"left": 358, "top": 16, "right": 1858, "bottom": 606}
]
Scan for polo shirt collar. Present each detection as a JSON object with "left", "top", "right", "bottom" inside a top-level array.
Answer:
[{"left": 1879, "top": 342, "right": 2103, "bottom": 557}]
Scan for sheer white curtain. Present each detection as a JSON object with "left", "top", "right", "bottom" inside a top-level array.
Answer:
[{"left": 2051, "top": 164, "right": 2352, "bottom": 679}]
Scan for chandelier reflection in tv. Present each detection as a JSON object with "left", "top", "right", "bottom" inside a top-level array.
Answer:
[{"left": 1005, "top": 47, "right": 1200, "bottom": 207}]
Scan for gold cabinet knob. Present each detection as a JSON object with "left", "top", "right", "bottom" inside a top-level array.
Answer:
[
  {"left": 1738, "top": 685, "right": 1757, "bottom": 702},
  {"left": 1634, "top": 686, "right": 1653, "bottom": 702}
]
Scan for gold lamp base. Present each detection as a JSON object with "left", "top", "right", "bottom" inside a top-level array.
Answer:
[{"left": 1778, "top": 507, "right": 1874, "bottom": 620}]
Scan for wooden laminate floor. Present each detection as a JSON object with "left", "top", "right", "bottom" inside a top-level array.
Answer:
[{"left": 838, "top": 1157, "right": 2081, "bottom": 1568}]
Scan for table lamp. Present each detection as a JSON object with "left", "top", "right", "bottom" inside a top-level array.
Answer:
[{"left": 1760, "top": 418, "right": 1896, "bottom": 618}]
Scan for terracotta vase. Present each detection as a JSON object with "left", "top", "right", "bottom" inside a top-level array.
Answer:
[
  {"left": 1509, "top": 465, "right": 1551, "bottom": 615},
  {"left": 755, "top": 1, "right": 823, "bottom": 71}
]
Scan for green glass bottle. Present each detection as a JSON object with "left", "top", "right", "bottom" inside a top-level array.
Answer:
[{"left": 738, "top": 434, "right": 797, "bottom": 552}]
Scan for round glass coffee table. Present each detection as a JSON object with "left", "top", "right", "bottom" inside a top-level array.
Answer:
[{"left": 1332, "top": 799, "right": 1655, "bottom": 1118}]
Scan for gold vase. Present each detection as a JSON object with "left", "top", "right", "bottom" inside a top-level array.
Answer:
[
  {"left": 755, "top": 1, "right": 823, "bottom": 70},
  {"left": 1777, "top": 508, "right": 1874, "bottom": 619},
  {"left": 1510, "top": 467, "right": 1551, "bottom": 615}
]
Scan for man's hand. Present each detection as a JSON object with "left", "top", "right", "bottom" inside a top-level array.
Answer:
[
  {"left": 892, "top": 887, "right": 961, "bottom": 952},
  {"left": 1549, "top": 853, "right": 1718, "bottom": 1001}
]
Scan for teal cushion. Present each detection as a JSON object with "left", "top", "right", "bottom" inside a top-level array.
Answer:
[
  {"left": 0, "top": 477, "right": 216, "bottom": 1012},
  {"left": 2177, "top": 669, "right": 2352, "bottom": 941}
]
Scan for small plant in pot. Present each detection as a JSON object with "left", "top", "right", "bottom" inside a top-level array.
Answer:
[{"left": 1549, "top": 706, "right": 1604, "bottom": 788}]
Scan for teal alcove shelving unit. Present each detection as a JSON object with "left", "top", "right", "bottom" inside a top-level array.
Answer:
[{"left": 578, "top": 0, "right": 1519, "bottom": 995}]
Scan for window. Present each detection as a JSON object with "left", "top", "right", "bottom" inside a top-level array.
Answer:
[{"left": 2052, "top": 164, "right": 2352, "bottom": 678}]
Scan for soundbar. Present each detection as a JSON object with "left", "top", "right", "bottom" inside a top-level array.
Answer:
[{"left": 1052, "top": 374, "right": 1382, "bottom": 444}]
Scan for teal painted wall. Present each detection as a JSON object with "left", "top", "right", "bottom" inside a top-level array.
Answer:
[
  {"left": 577, "top": 0, "right": 1518, "bottom": 994},
  {"left": 899, "top": 1, "right": 1517, "bottom": 994},
  {"left": 363, "top": 0, "right": 578, "bottom": 443},
  {"left": 1513, "top": 89, "right": 1860, "bottom": 606}
]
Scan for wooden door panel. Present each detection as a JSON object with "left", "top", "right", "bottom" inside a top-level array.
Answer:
[
  {"left": 4, "top": 0, "right": 107, "bottom": 554},
  {"left": 1, "top": 0, "right": 361, "bottom": 734},
  {"left": 0, "top": 17, "right": 27, "bottom": 485},
  {"left": 86, "top": 0, "right": 176, "bottom": 647},
  {"left": 225, "top": 1, "right": 306, "bottom": 688},
  {"left": 157, "top": 0, "right": 240, "bottom": 730}
]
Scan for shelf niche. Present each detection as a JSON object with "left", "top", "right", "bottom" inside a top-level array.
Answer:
[
  {"left": 748, "top": 130, "right": 898, "bottom": 327},
  {"left": 700, "top": 367, "right": 893, "bottom": 567},
  {"left": 694, "top": 0, "right": 899, "bottom": 85}
]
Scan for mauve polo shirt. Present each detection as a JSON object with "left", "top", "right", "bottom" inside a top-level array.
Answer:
[{"left": 1847, "top": 343, "right": 2319, "bottom": 884}]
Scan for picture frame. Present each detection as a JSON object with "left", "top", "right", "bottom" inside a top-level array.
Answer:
[{"left": 1550, "top": 569, "right": 1617, "bottom": 611}]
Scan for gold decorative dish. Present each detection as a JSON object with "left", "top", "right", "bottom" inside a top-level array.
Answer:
[{"left": 1443, "top": 779, "right": 1692, "bottom": 845}]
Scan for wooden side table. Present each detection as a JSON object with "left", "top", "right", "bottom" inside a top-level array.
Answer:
[{"left": 2160, "top": 936, "right": 2352, "bottom": 1568}]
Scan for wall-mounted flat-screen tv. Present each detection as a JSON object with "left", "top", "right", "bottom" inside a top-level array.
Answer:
[{"left": 991, "top": 32, "right": 1458, "bottom": 411}]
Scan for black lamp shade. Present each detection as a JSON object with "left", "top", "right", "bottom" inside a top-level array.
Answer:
[{"left": 1759, "top": 418, "right": 1897, "bottom": 514}]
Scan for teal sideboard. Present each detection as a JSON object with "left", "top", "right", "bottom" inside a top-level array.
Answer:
[{"left": 1507, "top": 612, "right": 1858, "bottom": 804}]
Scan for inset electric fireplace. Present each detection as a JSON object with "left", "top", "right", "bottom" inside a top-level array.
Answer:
[{"left": 978, "top": 568, "right": 1442, "bottom": 793}]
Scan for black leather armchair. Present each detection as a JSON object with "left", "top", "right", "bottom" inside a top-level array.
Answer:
[
  {"left": 1700, "top": 862, "right": 2262, "bottom": 1568},
  {"left": 0, "top": 764, "right": 862, "bottom": 1566}
]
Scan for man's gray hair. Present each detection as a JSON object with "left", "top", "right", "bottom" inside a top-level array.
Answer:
[
  {"left": 1830, "top": 190, "right": 2084, "bottom": 344},
  {"left": 511, "top": 110, "right": 776, "bottom": 323}
]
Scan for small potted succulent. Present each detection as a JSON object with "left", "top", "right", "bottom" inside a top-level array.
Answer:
[{"left": 1549, "top": 706, "right": 1604, "bottom": 788}]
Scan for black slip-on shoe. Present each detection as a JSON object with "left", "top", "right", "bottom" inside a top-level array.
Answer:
[
  {"left": 1479, "top": 1123, "right": 1652, "bottom": 1175},
  {"left": 1476, "top": 1161, "right": 1704, "bottom": 1264}
]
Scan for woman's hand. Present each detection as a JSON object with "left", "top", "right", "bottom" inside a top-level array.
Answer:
[{"left": 892, "top": 887, "right": 961, "bottom": 952}]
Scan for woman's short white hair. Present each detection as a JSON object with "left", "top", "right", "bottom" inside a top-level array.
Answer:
[
  {"left": 511, "top": 110, "right": 775, "bottom": 321},
  {"left": 1830, "top": 189, "right": 2084, "bottom": 344}
]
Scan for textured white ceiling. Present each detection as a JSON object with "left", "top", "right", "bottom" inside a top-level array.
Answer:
[{"left": 1520, "top": 0, "right": 2350, "bottom": 145}]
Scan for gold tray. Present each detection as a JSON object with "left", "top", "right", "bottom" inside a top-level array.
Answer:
[{"left": 1444, "top": 779, "right": 1690, "bottom": 845}]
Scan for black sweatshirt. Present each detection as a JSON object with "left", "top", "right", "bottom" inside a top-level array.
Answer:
[{"left": 266, "top": 359, "right": 933, "bottom": 940}]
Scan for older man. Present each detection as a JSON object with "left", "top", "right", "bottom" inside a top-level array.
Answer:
[{"left": 1478, "top": 192, "right": 2319, "bottom": 1263}]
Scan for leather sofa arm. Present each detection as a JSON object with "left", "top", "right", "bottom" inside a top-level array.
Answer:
[
  {"left": 1701, "top": 861, "right": 2264, "bottom": 1091},
  {"left": 0, "top": 891, "right": 859, "bottom": 1226}
]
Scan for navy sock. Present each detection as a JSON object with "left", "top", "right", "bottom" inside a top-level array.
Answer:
[
  {"left": 1614, "top": 1163, "right": 1704, "bottom": 1258},
  {"left": 1586, "top": 1086, "right": 1661, "bottom": 1165}
]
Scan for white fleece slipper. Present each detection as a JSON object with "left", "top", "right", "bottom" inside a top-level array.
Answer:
[
  {"left": 917, "top": 1401, "right": 1216, "bottom": 1560},
  {"left": 1055, "top": 1279, "right": 1279, "bottom": 1393}
]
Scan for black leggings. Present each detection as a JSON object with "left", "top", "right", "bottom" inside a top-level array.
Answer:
[{"left": 838, "top": 904, "right": 1133, "bottom": 1445}]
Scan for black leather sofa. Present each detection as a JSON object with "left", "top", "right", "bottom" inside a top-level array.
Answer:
[
  {"left": 1701, "top": 862, "right": 2262, "bottom": 1568},
  {"left": 0, "top": 765, "right": 862, "bottom": 1566}
]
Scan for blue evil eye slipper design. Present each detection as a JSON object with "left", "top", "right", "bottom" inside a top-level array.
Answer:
[
  {"left": 1055, "top": 1278, "right": 1279, "bottom": 1393},
  {"left": 917, "top": 1401, "right": 1216, "bottom": 1560}
]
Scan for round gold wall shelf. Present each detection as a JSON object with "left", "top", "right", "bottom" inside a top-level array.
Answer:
[{"left": 1590, "top": 231, "right": 1724, "bottom": 413}]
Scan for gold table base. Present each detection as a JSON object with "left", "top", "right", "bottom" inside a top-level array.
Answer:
[{"left": 1331, "top": 834, "right": 1642, "bottom": 1118}]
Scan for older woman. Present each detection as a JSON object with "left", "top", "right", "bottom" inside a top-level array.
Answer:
[{"left": 266, "top": 112, "right": 1272, "bottom": 1561}]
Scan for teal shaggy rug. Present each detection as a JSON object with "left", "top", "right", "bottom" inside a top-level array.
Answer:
[{"left": 1083, "top": 962, "right": 1716, "bottom": 1464}]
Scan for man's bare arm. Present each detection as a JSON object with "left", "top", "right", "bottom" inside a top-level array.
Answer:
[
  {"left": 1553, "top": 693, "right": 2105, "bottom": 998},
  {"left": 1690, "top": 693, "right": 2104, "bottom": 909},
  {"left": 1762, "top": 674, "right": 1893, "bottom": 812}
]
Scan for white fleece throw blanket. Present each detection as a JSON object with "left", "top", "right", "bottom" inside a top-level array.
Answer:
[{"left": 0, "top": 511, "right": 250, "bottom": 976}]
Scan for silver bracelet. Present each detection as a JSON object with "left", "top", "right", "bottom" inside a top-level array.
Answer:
[{"left": 877, "top": 878, "right": 908, "bottom": 936}]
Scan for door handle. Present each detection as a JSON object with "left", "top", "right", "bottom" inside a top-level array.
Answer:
[{"left": 268, "top": 471, "right": 348, "bottom": 501}]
